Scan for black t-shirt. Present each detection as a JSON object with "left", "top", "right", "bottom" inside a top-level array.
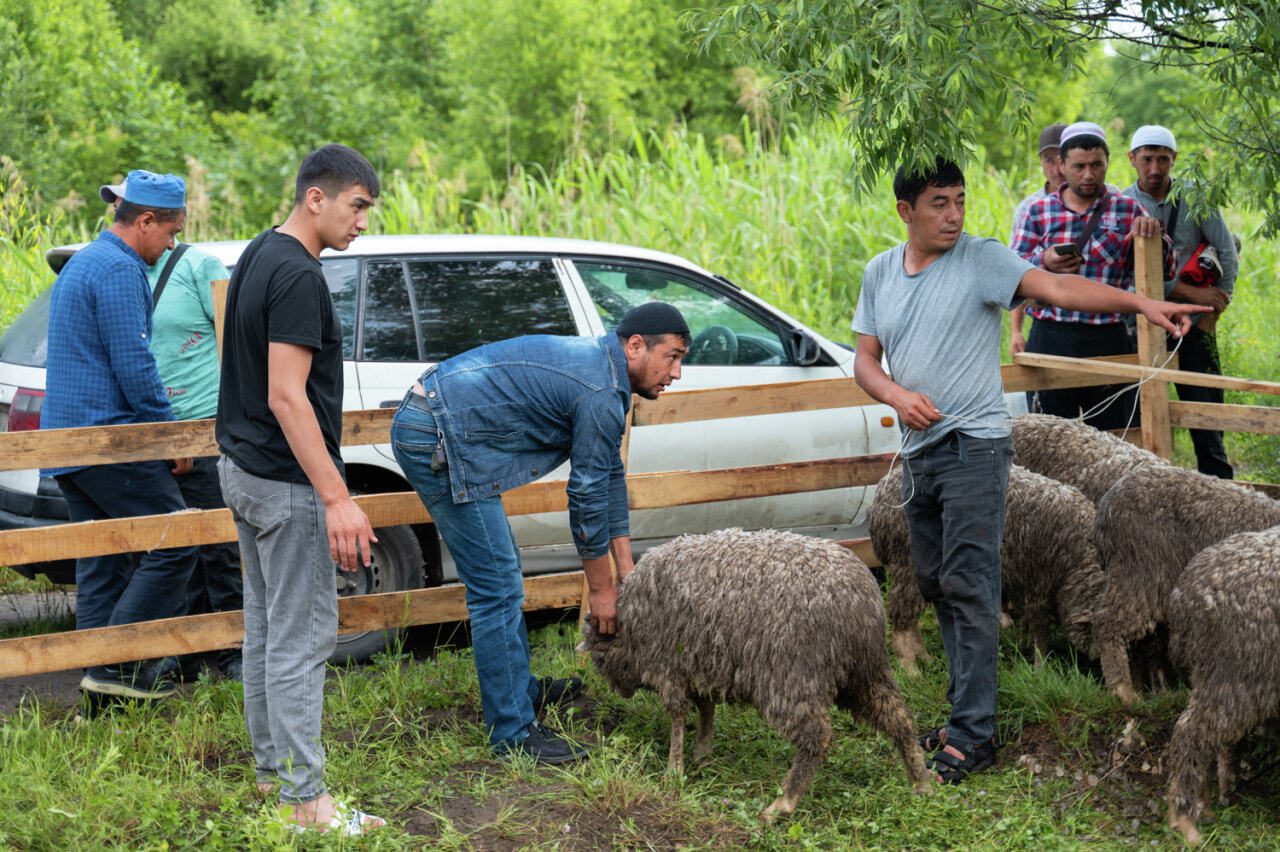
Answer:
[{"left": 215, "top": 228, "right": 344, "bottom": 483}]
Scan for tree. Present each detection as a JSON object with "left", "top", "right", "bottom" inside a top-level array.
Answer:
[{"left": 693, "top": 1, "right": 1280, "bottom": 232}]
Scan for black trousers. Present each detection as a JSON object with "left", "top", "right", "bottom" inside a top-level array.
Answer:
[
  {"left": 1024, "top": 319, "right": 1140, "bottom": 431},
  {"left": 1169, "top": 325, "right": 1233, "bottom": 479}
]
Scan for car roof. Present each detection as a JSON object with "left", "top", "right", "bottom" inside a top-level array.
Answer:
[{"left": 45, "top": 233, "right": 718, "bottom": 279}]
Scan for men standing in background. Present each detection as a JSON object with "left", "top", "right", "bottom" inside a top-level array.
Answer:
[
  {"left": 216, "top": 144, "right": 384, "bottom": 834},
  {"left": 99, "top": 178, "right": 245, "bottom": 681},
  {"left": 42, "top": 170, "right": 198, "bottom": 701},
  {"left": 1122, "top": 124, "right": 1238, "bottom": 478},
  {"left": 1007, "top": 123, "right": 1065, "bottom": 358},
  {"left": 1011, "top": 121, "right": 1174, "bottom": 430}
]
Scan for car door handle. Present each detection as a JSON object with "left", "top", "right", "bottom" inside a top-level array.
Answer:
[{"left": 380, "top": 399, "right": 401, "bottom": 408}]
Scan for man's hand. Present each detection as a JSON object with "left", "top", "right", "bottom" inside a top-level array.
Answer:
[
  {"left": 1010, "top": 333, "right": 1026, "bottom": 357},
  {"left": 588, "top": 586, "right": 619, "bottom": 635},
  {"left": 324, "top": 496, "right": 378, "bottom": 572},
  {"left": 1042, "top": 247, "right": 1084, "bottom": 274},
  {"left": 1139, "top": 300, "right": 1193, "bottom": 339},
  {"left": 1183, "top": 285, "right": 1230, "bottom": 314},
  {"left": 1129, "top": 215, "right": 1162, "bottom": 240},
  {"left": 892, "top": 389, "right": 943, "bottom": 431},
  {"left": 169, "top": 457, "right": 193, "bottom": 475}
]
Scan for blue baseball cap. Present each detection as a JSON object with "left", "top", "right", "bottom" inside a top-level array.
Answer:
[{"left": 122, "top": 170, "right": 186, "bottom": 208}]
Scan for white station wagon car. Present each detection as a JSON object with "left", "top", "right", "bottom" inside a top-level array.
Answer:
[{"left": 1, "top": 234, "right": 913, "bottom": 655}]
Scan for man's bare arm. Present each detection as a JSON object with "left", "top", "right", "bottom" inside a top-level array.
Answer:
[
  {"left": 852, "top": 334, "right": 942, "bottom": 431},
  {"left": 1016, "top": 269, "right": 1191, "bottom": 338},
  {"left": 268, "top": 341, "right": 376, "bottom": 570}
]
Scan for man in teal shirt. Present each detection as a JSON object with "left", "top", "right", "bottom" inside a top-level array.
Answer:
[{"left": 101, "top": 177, "right": 243, "bottom": 680}]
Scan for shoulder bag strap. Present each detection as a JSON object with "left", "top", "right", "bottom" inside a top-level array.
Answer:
[
  {"left": 1073, "top": 190, "right": 1107, "bottom": 253},
  {"left": 152, "top": 243, "right": 190, "bottom": 307},
  {"left": 1165, "top": 197, "right": 1181, "bottom": 244}
]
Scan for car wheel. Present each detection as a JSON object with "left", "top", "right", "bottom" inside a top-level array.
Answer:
[{"left": 331, "top": 522, "right": 424, "bottom": 664}]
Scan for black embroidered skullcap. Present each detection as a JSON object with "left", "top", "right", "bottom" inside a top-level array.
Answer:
[{"left": 615, "top": 302, "right": 690, "bottom": 339}]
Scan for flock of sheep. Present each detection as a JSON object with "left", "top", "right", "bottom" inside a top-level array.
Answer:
[{"left": 579, "top": 413, "right": 1280, "bottom": 845}]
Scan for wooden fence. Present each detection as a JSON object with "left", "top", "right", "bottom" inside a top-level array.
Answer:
[{"left": 1, "top": 235, "right": 1278, "bottom": 679}]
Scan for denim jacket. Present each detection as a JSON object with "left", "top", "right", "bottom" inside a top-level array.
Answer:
[{"left": 416, "top": 333, "right": 631, "bottom": 559}]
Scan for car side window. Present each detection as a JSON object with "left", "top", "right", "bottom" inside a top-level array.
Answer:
[
  {"left": 572, "top": 260, "right": 792, "bottom": 366},
  {"left": 321, "top": 257, "right": 360, "bottom": 360},
  {"left": 361, "top": 260, "right": 419, "bottom": 361},
  {"left": 405, "top": 258, "right": 575, "bottom": 362}
]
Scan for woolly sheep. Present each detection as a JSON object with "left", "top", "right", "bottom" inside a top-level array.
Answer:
[
  {"left": 1093, "top": 465, "right": 1280, "bottom": 705},
  {"left": 581, "top": 528, "right": 932, "bottom": 821},
  {"left": 1166, "top": 526, "right": 1280, "bottom": 845},
  {"left": 1011, "top": 413, "right": 1164, "bottom": 503},
  {"left": 871, "top": 464, "right": 1104, "bottom": 675}
]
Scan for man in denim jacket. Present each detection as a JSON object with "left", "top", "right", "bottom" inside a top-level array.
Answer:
[{"left": 391, "top": 302, "right": 689, "bottom": 764}]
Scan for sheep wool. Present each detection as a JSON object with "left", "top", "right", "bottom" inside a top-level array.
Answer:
[
  {"left": 1011, "top": 413, "right": 1164, "bottom": 503},
  {"left": 872, "top": 464, "right": 1104, "bottom": 675},
  {"left": 582, "top": 528, "right": 932, "bottom": 821},
  {"left": 1166, "top": 526, "right": 1280, "bottom": 845},
  {"left": 1094, "top": 465, "right": 1280, "bottom": 705}
]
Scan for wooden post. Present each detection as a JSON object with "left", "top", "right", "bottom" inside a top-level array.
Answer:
[
  {"left": 1133, "top": 234, "right": 1174, "bottom": 459},
  {"left": 580, "top": 399, "right": 635, "bottom": 632},
  {"left": 211, "top": 278, "right": 229, "bottom": 363}
]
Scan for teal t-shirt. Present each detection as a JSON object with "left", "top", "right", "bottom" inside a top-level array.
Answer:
[{"left": 147, "top": 246, "right": 229, "bottom": 421}]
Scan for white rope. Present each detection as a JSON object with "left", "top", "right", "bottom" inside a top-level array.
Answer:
[{"left": 885, "top": 333, "right": 1186, "bottom": 509}]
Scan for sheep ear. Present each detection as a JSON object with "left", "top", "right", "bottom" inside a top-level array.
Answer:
[
  {"left": 1073, "top": 616, "right": 1093, "bottom": 624},
  {"left": 575, "top": 640, "right": 589, "bottom": 653}
]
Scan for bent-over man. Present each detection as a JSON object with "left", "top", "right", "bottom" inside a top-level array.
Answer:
[
  {"left": 390, "top": 302, "right": 690, "bottom": 764},
  {"left": 852, "top": 157, "right": 1189, "bottom": 785}
]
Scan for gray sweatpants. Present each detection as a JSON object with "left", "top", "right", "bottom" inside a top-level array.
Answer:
[{"left": 218, "top": 455, "right": 337, "bottom": 804}]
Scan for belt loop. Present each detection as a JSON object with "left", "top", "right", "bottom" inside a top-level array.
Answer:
[{"left": 956, "top": 431, "right": 968, "bottom": 463}]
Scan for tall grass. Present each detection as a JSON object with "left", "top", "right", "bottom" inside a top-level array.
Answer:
[{"left": 3, "top": 125, "right": 1277, "bottom": 475}]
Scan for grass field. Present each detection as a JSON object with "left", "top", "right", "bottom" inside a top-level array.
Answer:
[{"left": 1, "top": 615, "right": 1277, "bottom": 849}]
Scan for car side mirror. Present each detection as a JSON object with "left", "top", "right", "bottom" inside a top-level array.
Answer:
[{"left": 787, "top": 327, "right": 823, "bottom": 366}]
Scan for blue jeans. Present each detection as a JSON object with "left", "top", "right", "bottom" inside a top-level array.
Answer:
[
  {"left": 902, "top": 431, "right": 1013, "bottom": 747},
  {"left": 56, "top": 461, "right": 197, "bottom": 631},
  {"left": 218, "top": 455, "right": 336, "bottom": 804},
  {"left": 391, "top": 390, "right": 540, "bottom": 751}
]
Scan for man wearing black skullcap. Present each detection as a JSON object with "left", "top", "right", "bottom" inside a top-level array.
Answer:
[{"left": 390, "top": 302, "right": 690, "bottom": 765}]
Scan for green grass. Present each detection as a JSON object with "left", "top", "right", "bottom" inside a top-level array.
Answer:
[{"left": 1, "top": 617, "right": 1277, "bottom": 849}]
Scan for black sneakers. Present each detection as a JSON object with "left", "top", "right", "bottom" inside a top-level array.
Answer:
[
  {"left": 80, "top": 662, "right": 177, "bottom": 700},
  {"left": 502, "top": 721, "right": 591, "bottom": 765},
  {"left": 533, "top": 676, "right": 584, "bottom": 715}
]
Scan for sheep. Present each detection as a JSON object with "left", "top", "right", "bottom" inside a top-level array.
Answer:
[
  {"left": 871, "top": 463, "right": 1104, "bottom": 676},
  {"left": 1093, "top": 465, "right": 1280, "bottom": 705},
  {"left": 1165, "top": 526, "right": 1280, "bottom": 845},
  {"left": 580, "top": 528, "right": 932, "bottom": 822},
  {"left": 1010, "top": 413, "right": 1164, "bottom": 503}
]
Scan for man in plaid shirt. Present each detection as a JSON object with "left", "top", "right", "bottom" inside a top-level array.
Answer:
[{"left": 1011, "top": 121, "right": 1174, "bottom": 429}]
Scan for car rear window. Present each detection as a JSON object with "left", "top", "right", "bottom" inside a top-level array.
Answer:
[
  {"left": 0, "top": 286, "right": 52, "bottom": 368},
  {"left": 360, "top": 257, "right": 575, "bottom": 362}
]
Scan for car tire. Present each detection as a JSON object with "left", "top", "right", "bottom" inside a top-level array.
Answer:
[{"left": 331, "top": 522, "right": 425, "bottom": 664}]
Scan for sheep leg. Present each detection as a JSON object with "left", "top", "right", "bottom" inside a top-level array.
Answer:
[
  {"left": 1216, "top": 745, "right": 1237, "bottom": 807},
  {"left": 1098, "top": 629, "right": 1139, "bottom": 706},
  {"left": 1167, "top": 693, "right": 1236, "bottom": 846},
  {"left": 692, "top": 697, "right": 715, "bottom": 764},
  {"left": 662, "top": 695, "right": 691, "bottom": 777},
  {"left": 761, "top": 702, "right": 832, "bottom": 823},
  {"left": 857, "top": 677, "right": 933, "bottom": 793},
  {"left": 890, "top": 627, "right": 928, "bottom": 677}
]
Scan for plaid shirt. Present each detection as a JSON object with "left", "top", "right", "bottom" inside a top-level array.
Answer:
[
  {"left": 1011, "top": 187, "right": 1175, "bottom": 324},
  {"left": 42, "top": 231, "right": 173, "bottom": 475}
]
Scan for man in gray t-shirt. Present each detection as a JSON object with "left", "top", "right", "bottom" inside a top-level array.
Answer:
[{"left": 852, "top": 157, "right": 1189, "bottom": 787}]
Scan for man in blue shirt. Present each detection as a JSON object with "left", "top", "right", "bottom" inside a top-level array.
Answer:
[
  {"left": 42, "top": 170, "right": 198, "bottom": 702},
  {"left": 390, "top": 302, "right": 690, "bottom": 764}
]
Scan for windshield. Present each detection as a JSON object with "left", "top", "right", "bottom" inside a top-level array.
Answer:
[{"left": 0, "top": 286, "right": 52, "bottom": 368}]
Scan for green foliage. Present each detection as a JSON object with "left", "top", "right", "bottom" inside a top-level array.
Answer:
[
  {"left": 147, "top": 0, "right": 281, "bottom": 113},
  {"left": 0, "top": 0, "right": 209, "bottom": 213},
  {"left": 695, "top": 0, "right": 1280, "bottom": 234}
]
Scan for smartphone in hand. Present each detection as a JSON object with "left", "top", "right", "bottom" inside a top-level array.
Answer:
[{"left": 1052, "top": 243, "right": 1081, "bottom": 258}]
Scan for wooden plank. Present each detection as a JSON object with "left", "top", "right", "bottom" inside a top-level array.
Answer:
[
  {"left": 626, "top": 454, "right": 895, "bottom": 509},
  {"left": 1169, "top": 400, "right": 1280, "bottom": 437},
  {"left": 634, "top": 377, "right": 876, "bottom": 426},
  {"left": 0, "top": 409, "right": 395, "bottom": 473},
  {"left": 0, "top": 572, "right": 584, "bottom": 679},
  {"left": 1014, "top": 351, "right": 1280, "bottom": 396},
  {"left": 1134, "top": 234, "right": 1173, "bottom": 459},
  {"left": 1000, "top": 354, "right": 1158, "bottom": 393},
  {"left": 0, "top": 457, "right": 894, "bottom": 566},
  {"left": 211, "top": 278, "right": 229, "bottom": 364},
  {"left": 837, "top": 537, "right": 879, "bottom": 567}
]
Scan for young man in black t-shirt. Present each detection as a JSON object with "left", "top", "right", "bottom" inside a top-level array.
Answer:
[{"left": 216, "top": 144, "right": 385, "bottom": 835}]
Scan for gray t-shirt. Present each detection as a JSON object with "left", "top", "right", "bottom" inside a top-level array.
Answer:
[{"left": 852, "top": 234, "right": 1032, "bottom": 455}]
